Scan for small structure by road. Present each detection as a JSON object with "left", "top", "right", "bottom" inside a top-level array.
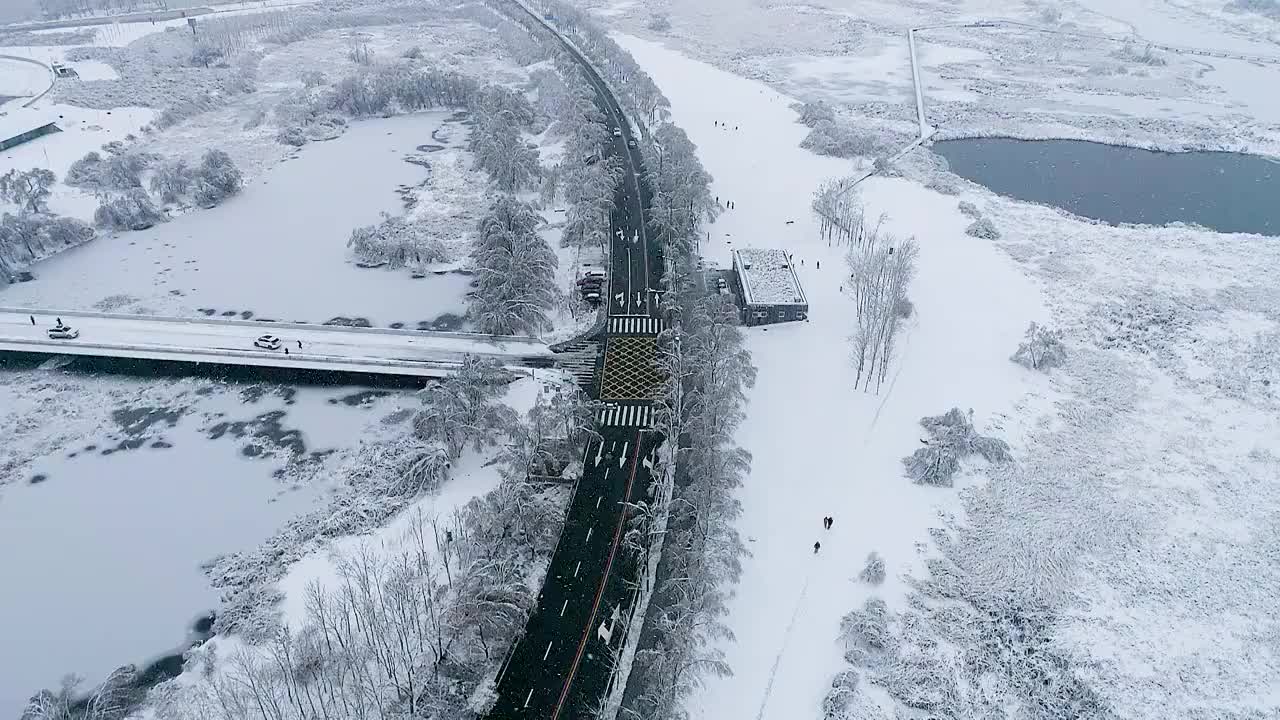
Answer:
[{"left": 732, "top": 247, "right": 808, "bottom": 325}]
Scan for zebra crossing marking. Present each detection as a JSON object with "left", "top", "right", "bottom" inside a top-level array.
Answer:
[
  {"left": 607, "top": 317, "right": 663, "bottom": 336},
  {"left": 597, "top": 404, "right": 655, "bottom": 428}
]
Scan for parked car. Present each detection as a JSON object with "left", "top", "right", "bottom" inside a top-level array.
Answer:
[
  {"left": 583, "top": 291, "right": 601, "bottom": 305},
  {"left": 627, "top": 139, "right": 637, "bottom": 148},
  {"left": 254, "top": 334, "right": 282, "bottom": 350},
  {"left": 47, "top": 325, "right": 79, "bottom": 340},
  {"left": 612, "top": 127, "right": 622, "bottom": 138}
]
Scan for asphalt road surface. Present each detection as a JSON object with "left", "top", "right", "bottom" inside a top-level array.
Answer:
[
  {"left": 488, "top": 430, "right": 661, "bottom": 720},
  {"left": 488, "top": 4, "right": 665, "bottom": 718}
]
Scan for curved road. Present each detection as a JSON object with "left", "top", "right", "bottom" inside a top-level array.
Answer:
[{"left": 487, "top": 3, "right": 665, "bottom": 719}]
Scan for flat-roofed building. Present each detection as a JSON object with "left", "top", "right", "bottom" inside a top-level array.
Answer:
[{"left": 732, "top": 247, "right": 808, "bottom": 326}]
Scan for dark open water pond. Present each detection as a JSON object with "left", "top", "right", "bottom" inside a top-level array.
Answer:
[{"left": 935, "top": 138, "right": 1280, "bottom": 236}]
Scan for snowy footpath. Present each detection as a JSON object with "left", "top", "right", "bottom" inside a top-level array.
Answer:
[{"left": 617, "top": 34, "right": 1044, "bottom": 719}]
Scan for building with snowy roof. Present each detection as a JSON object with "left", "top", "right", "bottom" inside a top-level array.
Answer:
[
  {"left": 0, "top": 109, "right": 60, "bottom": 152},
  {"left": 732, "top": 247, "right": 808, "bottom": 326}
]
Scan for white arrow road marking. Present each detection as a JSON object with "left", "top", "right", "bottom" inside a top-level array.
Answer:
[
  {"left": 615, "top": 291, "right": 626, "bottom": 309},
  {"left": 593, "top": 441, "right": 603, "bottom": 467},
  {"left": 597, "top": 620, "right": 613, "bottom": 645},
  {"left": 631, "top": 230, "right": 639, "bottom": 245},
  {"left": 634, "top": 292, "right": 643, "bottom": 309},
  {"left": 619, "top": 442, "right": 629, "bottom": 468}
]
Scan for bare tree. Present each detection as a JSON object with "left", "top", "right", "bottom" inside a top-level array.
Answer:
[{"left": 1011, "top": 322, "right": 1067, "bottom": 371}]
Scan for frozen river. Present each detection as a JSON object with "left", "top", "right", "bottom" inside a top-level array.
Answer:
[
  {"left": 0, "top": 111, "right": 474, "bottom": 327},
  {"left": 0, "top": 365, "right": 415, "bottom": 718}
]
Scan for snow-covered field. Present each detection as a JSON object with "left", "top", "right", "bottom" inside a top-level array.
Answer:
[{"left": 609, "top": 0, "right": 1280, "bottom": 715}]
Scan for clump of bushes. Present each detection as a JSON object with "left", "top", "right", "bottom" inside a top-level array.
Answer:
[
  {"left": 1011, "top": 322, "right": 1067, "bottom": 371},
  {"left": 966, "top": 216, "right": 1001, "bottom": 239},
  {"left": 796, "top": 100, "right": 904, "bottom": 159},
  {"left": 94, "top": 188, "right": 166, "bottom": 231},
  {"left": 348, "top": 214, "right": 448, "bottom": 269},
  {"left": 902, "top": 407, "right": 1012, "bottom": 487},
  {"left": 859, "top": 551, "right": 886, "bottom": 585},
  {"left": 958, "top": 200, "right": 982, "bottom": 218}
]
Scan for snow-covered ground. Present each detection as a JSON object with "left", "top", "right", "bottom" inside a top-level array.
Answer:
[
  {"left": 615, "top": 1, "right": 1280, "bottom": 715},
  {"left": 0, "top": 368, "right": 419, "bottom": 718}
]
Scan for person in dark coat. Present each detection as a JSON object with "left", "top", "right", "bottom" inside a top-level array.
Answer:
[
  {"left": 814, "top": 541, "right": 821, "bottom": 554},
  {"left": 30, "top": 315, "right": 35, "bottom": 325}
]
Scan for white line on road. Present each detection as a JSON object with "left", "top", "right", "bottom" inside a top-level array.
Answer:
[
  {"left": 544, "top": 641, "right": 554, "bottom": 661},
  {"left": 524, "top": 689, "right": 534, "bottom": 708},
  {"left": 561, "top": 599, "right": 569, "bottom": 617},
  {"left": 596, "top": 495, "right": 603, "bottom": 509},
  {"left": 574, "top": 561, "right": 581, "bottom": 578},
  {"left": 586, "top": 526, "right": 593, "bottom": 543}
]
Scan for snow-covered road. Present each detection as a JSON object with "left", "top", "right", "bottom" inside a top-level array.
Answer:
[{"left": 0, "top": 308, "right": 549, "bottom": 377}]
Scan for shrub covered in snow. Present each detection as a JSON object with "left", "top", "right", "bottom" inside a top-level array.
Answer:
[
  {"left": 839, "top": 597, "right": 891, "bottom": 665},
  {"left": 192, "top": 149, "right": 243, "bottom": 208},
  {"left": 0, "top": 213, "right": 95, "bottom": 275},
  {"left": 902, "top": 408, "right": 1012, "bottom": 487},
  {"left": 148, "top": 159, "right": 193, "bottom": 204},
  {"left": 94, "top": 189, "right": 166, "bottom": 231},
  {"left": 958, "top": 200, "right": 982, "bottom": 218},
  {"left": 647, "top": 13, "right": 673, "bottom": 32},
  {"left": 1012, "top": 322, "right": 1068, "bottom": 371},
  {"left": 925, "top": 172, "right": 961, "bottom": 195},
  {"left": 65, "top": 150, "right": 157, "bottom": 192},
  {"left": 190, "top": 43, "right": 224, "bottom": 68},
  {"left": 276, "top": 125, "right": 307, "bottom": 147},
  {"left": 347, "top": 214, "right": 448, "bottom": 269},
  {"left": 965, "top": 216, "right": 1001, "bottom": 239},
  {"left": 859, "top": 551, "right": 886, "bottom": 585}
]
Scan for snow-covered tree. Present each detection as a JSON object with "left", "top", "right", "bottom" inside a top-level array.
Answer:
[
  {"left": 1011, "top": 321, "right": 1067, "bottom": 371},
  {"left": 148, "top": 159, "right": 193, "bottom": 204},
  {"left": 846, "top": 207, "right": 918, "bottom": 392},
  {"left": 469, "top": 195, "right": 559, "bottom": 335},
  {"left": 93, "top": 189, "right": 165, "bottom": 231},
  {"left": 0, "top": 168, "right": 56, "bottom": 215},
  {"left": 902, "top": 407, "right": 1012, "bottom": 487},
  {"left": 192, "top": 148, "right": 242, "bottom": 207},
  {"left": 347, "top": 214, "right": 448, "bottom": 269},
  {"left": 415, "top": 355, "right": 517, "bottom": 460}
]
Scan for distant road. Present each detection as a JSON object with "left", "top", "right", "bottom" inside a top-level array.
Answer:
[{"left": 0, "top": 308, "right": 551, "bottom": 379}]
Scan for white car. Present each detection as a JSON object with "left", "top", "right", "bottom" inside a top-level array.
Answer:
[
  {"left": 47, "top": 326, "right": 79, "bottom": 340},
  {"left": 612, "top": 127, "right": 622, "bottom": 137},
  {"left": 254, "top": 334, "right": 282, "bottom": 351}
]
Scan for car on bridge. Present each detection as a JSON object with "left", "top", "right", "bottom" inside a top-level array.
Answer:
[
  {"left": 254, "top": 334, "right": 282, "bottom": 351},
  {"left": 47, "top": 325, "right": 79, "bottom": 340}
]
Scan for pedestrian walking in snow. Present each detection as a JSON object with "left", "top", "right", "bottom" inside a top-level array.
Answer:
[
  {"left": 29, "top": 315, "right": 35, "bottom": 325},
  {"left": 735, "top": 125, "right": 739, "bottom": 130},
  {"left": 817, "top": 260, "right": 821, "bottom": 269},
  {"left": 56, "top": 317, "right": 62, "bottom": 327},
  {"left": 297, "top": 340, "right": 303, "bottom": 349},
  {"left": 284, "top": 347, "right": 290, "bottom": 355},
  {"left": 814, "top": 541, "right": 821, "bottom": 554},
  {"left": 827, "top": 516, "right": 834, "bottom": 529}
]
